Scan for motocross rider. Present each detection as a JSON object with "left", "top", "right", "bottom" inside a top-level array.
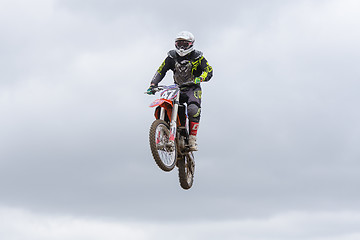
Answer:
[{"left": 146, "top": 31, "right": 213, "bottom": 151}]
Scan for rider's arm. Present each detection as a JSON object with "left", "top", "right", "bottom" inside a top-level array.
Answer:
[
  {"left": 199, "top": 57, "right": 213, "bottom": 82},
  {"left": 151, "top": 56, "right": 174, "bottom": 86}
]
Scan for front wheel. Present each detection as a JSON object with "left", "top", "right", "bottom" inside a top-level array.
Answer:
[
  {"left": 149, "top": 119, "right": 177, "bottom": 171},
  {"left": 178, "top": 152, "right": 195, "bottom": 189}
]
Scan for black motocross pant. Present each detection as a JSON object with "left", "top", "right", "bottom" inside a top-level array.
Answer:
[{"left": 179, "top": 85, "right": 202, "bottom": 123}]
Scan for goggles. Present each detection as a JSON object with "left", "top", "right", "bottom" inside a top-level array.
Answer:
[{"left": 175, "top": 40, "right": 193, "bottom": 50}]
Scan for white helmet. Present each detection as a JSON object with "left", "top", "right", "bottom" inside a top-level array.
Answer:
[{"left": 175, "top": 31, "right": 195, "bottom": 56}]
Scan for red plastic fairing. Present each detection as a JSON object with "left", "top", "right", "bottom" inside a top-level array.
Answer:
[
  {"left": 149, "top": 99, "right": 173, "bottom": 108},
  {"left": 150, "top": 98, "right": 181, "bottom": 125},
  {"left": 150, "top": 99, "right": 173, "bottom": 121}
]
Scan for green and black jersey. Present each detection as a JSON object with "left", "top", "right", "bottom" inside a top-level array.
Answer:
[{"left": 151, "top": 50, "right": 213, "bottom": 86}]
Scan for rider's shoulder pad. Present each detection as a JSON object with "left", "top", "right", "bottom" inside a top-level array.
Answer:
[
  {"left": 193, "top": 50, "right": 203, "bottom": 59},
  {"left": 167, "top": 50, "right": 177, "bottom": 59}
]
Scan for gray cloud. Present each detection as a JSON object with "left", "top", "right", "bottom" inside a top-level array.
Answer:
[{"left": 1, "top": 0, "right": 360, "bottom": 238}]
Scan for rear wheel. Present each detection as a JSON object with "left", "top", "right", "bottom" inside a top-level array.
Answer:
[
  {"left": 178, "top": 153, "right": 195, "bottom": 189},
  {"left": 149, "top": 119, "right": 177, "bottom": 171}
]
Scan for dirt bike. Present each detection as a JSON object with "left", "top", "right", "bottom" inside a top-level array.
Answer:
[{"left": 146, "top": 83, "right": 195, "bottom": 190}]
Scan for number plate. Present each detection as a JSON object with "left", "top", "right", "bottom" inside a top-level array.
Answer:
[{"left": 160, "top": 88, "right": 179, "bottom": 100}]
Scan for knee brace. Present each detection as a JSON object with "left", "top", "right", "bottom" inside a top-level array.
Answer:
[{"left": 187, "top": 103, "right": 201, "bottom": 123}]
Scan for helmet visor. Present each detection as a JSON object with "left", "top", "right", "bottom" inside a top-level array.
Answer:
[{"left": 175, "top": 40, "right": 192, "bottom": 50}]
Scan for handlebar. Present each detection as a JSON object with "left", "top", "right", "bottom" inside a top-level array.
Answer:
[
  {"left": 145, "top": 82, "right": 196, "bottom": 94},
  {"left": 144, "top": 86, "right": 165, "bottom": 94}
]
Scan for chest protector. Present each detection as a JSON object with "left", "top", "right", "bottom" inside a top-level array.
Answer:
[
  {"left": 168, "top": 50, "right": 203, "bottom": 85},
  {"left": 174, "top": 60, "right": 193, "bottom": 85}
]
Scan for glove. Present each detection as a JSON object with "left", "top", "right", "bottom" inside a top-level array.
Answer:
[
  {"left": 194, "top": 77, "right": 203, "bottom": 84},
  {"left": 146, "top": 85, "right": 156, "bottom": 95}
]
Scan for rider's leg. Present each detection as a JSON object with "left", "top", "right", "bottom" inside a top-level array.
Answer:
[
  {"left": 188, "top": 103, "right": 201, "bottom": 135},
  {"left": 186, "top": 87, "right": 202, "bottom": 151},
  {"left": 188, "top": 103, "right": 201, "bottom": 151}
]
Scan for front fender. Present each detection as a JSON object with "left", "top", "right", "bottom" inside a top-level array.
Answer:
[
  {"left": 150, "top": 99, "right": 173, "bottom": 121},
  {"left": 149, "top": 99, "right": 173, "bottom": 108}
]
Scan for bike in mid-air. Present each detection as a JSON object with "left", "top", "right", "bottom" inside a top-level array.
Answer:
[{"left": 146, "top": 83, "right": 195, "bottom": 190}]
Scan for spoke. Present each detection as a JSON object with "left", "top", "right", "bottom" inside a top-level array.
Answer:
[{"left": 155, "top": 123, "right": 175, "bottom": 167}]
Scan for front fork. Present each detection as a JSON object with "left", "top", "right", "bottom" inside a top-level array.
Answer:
[{"left": 167, "top": 93, "right": 179, "bottom": 147}]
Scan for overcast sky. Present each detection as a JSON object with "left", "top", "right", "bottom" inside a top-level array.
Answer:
[{"left": 1, "top": 0, "right": 360, "bottom": 239}]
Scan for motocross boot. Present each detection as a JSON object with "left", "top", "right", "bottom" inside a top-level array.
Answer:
[
  {"left": 189, "top": 135, "right": 198, "bottom": 151},
  {"left": 189, "top": 121, "right": 199, "bottom": 151}
]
